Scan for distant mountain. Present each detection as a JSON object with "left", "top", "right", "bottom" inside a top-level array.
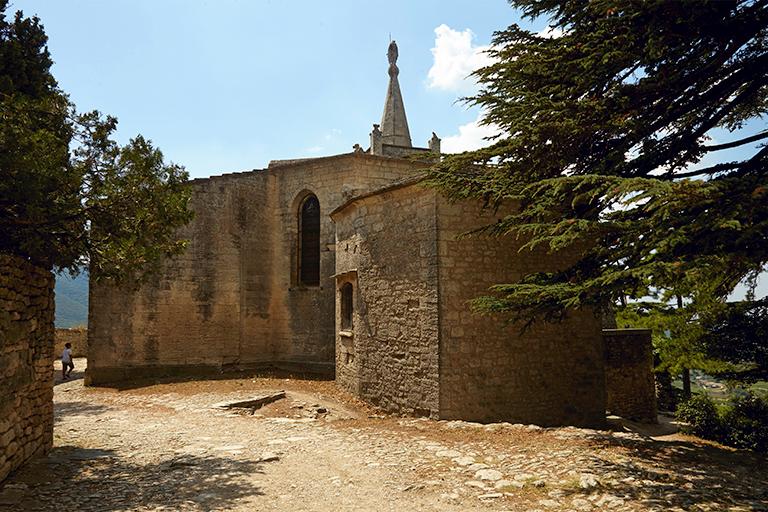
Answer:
[{"left": 55, "top": 272, "right": 89, "bottom": 328}]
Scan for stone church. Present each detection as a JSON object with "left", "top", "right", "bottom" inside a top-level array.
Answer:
[{"left": 88, "top": 42, "right": 655, "bottom": 428}]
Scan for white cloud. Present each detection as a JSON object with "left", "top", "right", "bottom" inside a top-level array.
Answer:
[
  {"left": 536, "top": 26, "right": 564, "bottom": 39},
  {"left": 427, "top": 24, "right": 493, "bottom": 92},
  {"left": 441, "top": 112, "right": 501, "bottom": 153},
  {"left": 426, "top": 25, "right": 501, "bottom": 152}
]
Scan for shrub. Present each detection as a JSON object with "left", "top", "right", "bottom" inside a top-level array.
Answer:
[
  {"left": 721, "top": 392, "right": 768, "bottom": 453},
  {"left": 676, "top": 392, "right": 768, "bottom": 453},
  {"left": 676, "top": 394, "right": 723, "bottom": 440}
]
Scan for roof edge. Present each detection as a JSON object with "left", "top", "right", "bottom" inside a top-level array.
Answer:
[
  {"left": 188, "top": 151, "right": 428, "bottom": 185},
  {"left": 268, "top": 150, "right": 432, "bottom": 169},
  {"left": 189, "top": 168, "right": 267, "bottom": 184},
  {"left": 329, "top": 173, "right": 427, "bottom": 219}
]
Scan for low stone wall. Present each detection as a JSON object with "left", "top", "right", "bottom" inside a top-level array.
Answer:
[
  {"left": 84, "top": 360, "right": 334, "bottom": 386},
  {"left": 0, "top": 253, "right": 55, "bottom": 483},
  {"left": 54, "top": 327, "right": 87, "bottom": 359},
  {"left": 603, "top": 329, "right": 657, "bottom": 423}
]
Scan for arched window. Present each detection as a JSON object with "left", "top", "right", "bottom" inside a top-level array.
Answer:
[
  {"left": 340, "top": 282, "right": 353, "bottom": 330},
  {"left": 299, "top": 195, "right": 320, "bottom": 286}
]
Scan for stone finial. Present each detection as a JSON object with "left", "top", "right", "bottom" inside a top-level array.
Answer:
[
  {"left": 370, "top": 124, "right": 383, "bottom": 155},
  {"left": 387, "top": 40, "right": 399, "bottom": 77},
  {"left": 429, "top": 132, "right": 441, "bottom": 154},
  {"left": 353, "top": 143, "right": 364, "bottom": 153}
]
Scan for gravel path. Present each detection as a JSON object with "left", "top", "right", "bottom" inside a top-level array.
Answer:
[{"left": 1, "top": 358, "right": 767, "bottom": 511}]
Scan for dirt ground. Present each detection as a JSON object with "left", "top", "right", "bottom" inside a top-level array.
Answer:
[{"left": 1, "top": 358, "right": 767, "bottom": 511}]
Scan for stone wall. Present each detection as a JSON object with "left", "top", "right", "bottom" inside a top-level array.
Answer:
[
  {"left": 436, "top": 197, "right": 605, "bottom": 427},
  {"left": 54, "top": 327, "right": 87, "bottom": 359},
  {"left": 88, "top": 153, "right": 424, "bottom": 384},
  {"left": 603, "top": 329, "right": 657, "bottom": 422},
  {"left": 0, "top": 253, "right": 54, "bottom": 483},
  {"left": 332, "top": 181, "right": 440, "bottom": 416},
  {"left": 333, "top": 183, "right": 605, "bottom": 427}
]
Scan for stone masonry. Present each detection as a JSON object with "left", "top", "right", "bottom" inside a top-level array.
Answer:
[
  {"left": 332, "top": 179, "right": 441, "bottom": 417},
  {"left": 87, "top": 41, "right": 439, "bottom": 386},
  {"left": 0, "top": 253, "right": 54, "bottom": 483},
  {"left": 86, "top": 41, "right": 655, "bottom": 427},
  {"left": 87, "top": 154, "right": 429, "bottom": 385},
  {"left": 436, "top": 191, "right": 605, "bottom": 427},
  {"left": 331, "top": 181, "right": 607, "bottom": 427}
]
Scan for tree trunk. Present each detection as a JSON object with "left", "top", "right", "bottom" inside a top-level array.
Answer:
[
  {"left": 682, "top": 367, "right": 692, "bottom": 400},
  {"left": 675, "top": 293, "right": 692, "bottom": 400}
]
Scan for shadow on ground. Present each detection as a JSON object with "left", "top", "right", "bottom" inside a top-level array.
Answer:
[
  {"left": 565, "top": 431, "right": 768, "bottom": 510},
  {"left": 53, "top": 400, "right": 111, "bottom": 425},
  {"left": 5, "top": 447, "right": 265, "bottom": 511},
  {"left": 53, "top": 365, "right": 86, "bottom": 386}
]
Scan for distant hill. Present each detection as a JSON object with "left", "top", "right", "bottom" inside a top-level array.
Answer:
[{"left": 55, "top": 272, "right": 89, "bottom": 328}]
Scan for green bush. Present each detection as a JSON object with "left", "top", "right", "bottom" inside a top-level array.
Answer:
[
  {"left": 676, "top": 392, "right": 768, "bottom": 453},
  {"left": 676, "top": 394, "right": 723, "bottom": 439},
  {"left": 721, "top": 393, "right": 768, "bottom": 453}
]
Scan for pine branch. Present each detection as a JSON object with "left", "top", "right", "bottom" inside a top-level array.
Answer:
[{"left": 703, "top": 130, "right": 768, "bottom": 152}]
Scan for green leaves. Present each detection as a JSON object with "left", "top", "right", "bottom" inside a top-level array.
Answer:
[
  {"left": 701, "top": 298, "right": 768, "bottom": 381},
  {"left": 427, "top": 0, "right": 768, "bottom": 325},
  {"left": 74, "top": 115, "right": 193, "bottom": 282},
  {"left": 0, "top": 2, "right": 192, "bottom": 282},
  {"left": 0, "top": 92, "right": 79, "bottom": 267}
]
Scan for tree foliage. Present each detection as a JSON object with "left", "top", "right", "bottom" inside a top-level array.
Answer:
[
  {"left": 614, "top": 267, "right": 736, "bottom": 394},
  {"left": 427, "top": 0, "right": 768, "bottom": 323},
  {"left": 0, "top": 1, "right": 192, "bottom": 280},
  {"left": 701, "top": 298, "right": 768, "bottom": 381}
]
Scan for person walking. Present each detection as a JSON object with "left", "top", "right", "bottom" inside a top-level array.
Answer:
[{"left": 61, "top": 342, "right": 74, "bottom": 380}]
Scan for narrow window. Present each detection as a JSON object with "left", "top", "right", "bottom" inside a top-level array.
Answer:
[
  {"left": 299, "top": 195, "right": 320, "bottom": 286},
  {"left": 341, "top": 282, "right": 353, "bottom": 330}
]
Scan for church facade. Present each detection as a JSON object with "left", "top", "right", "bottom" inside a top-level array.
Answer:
[{"left": 88, "top": 42, "right": 654, "bottom": 427}]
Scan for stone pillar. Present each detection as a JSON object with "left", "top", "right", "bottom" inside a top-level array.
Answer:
[
  {"left": 603, "top": 328, "right": 657, "bottom": 423},
  {"left": 428, "top": 132, "right": 441, "bottom": 154},
  {"left": 370, "top": 124, "right": 383, "bottom": 155}
]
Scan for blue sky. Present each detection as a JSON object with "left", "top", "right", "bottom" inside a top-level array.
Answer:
[
  {"left": 13, "top": 0, "right": 767, "bottom": 299},
  {"left": 13, "top": 0, "right": 531, "bottom": 178}
]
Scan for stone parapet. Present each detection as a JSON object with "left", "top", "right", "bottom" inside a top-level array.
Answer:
[{"left": 85, "top": 361, "right": 334, "bottom": 386}]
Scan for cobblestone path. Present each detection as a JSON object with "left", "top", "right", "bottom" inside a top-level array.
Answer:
[{"left": 0, "top": 359, "right": 766, "bottom": 511}]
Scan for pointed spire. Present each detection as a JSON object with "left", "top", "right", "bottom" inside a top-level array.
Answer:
[{"left": 380, "top": 40, "right": 412, "bottom": 148}]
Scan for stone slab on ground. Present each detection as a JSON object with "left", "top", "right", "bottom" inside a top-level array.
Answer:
[{"left": 212, "top": 391, "right": 286, "bottom": 410}]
